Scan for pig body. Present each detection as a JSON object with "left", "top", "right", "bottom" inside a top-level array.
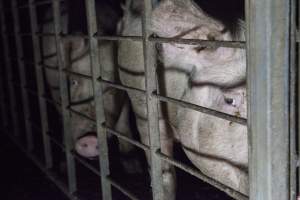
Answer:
[
  {"left": 118, "top": 0, "right": 247, "bottom": 198},
  {"left": 41, "top": 1, "right": 140, "bottom": 173}
]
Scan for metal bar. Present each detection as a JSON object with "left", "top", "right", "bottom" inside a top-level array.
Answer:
[
  {"left": 106, "top": 176, "right": 140, "bottom": 200},
  {"left": 63, "top": 69, "right": 92, "bottom": 80},
  {"left": 155, "top": 93, "right": 247, "bottom": 126},
  {"left": 49, "top": 136, "right": 142, "bottom": 200},
  {"left": 23, "top": 85, "right": 61, "bottom": 107},
  {"left": 39, "top": 63, "right": 59, "bottom": 71},
  {"left": 295, "top": 1, "right": 300, "bottom": 196},
  {"left": 29, "top": 0, "right": 53, "bottom": 168},
  {"left": 142, "top": 0, "right": 163, "bottom": 199},
  {"left": 104, "top": 125, "right": 150, "bottom": 151},
  {"left": 85, "top": 0, "right": 112, "bottom": 198},
  {"left": 99, "top": 78, "right": 146, "bottom": 96},
  {"left": 35, "top": 32, "right": 56, "bottom": 37},
  {"left": 0, "top": 0, "right": 20, "bottom": 138},
  {"left": 95, "top": 34, "right": 142, "bottom": 42},
  {"left": 149, "top": 36, "right": 246, "bottom": 49},
  {"left": 52, "top": 0, "right": 77, "bottom": 193},
  {"left": 156, "top": 150, "right": 248, "bottom": 200},
  {"left": 247, "top": 0, "right": 290, "bottom": 199},
  {"left": 67, "top": 107, "right": 95, "bottom": 122},
  {"left": 289, "top": 0, "right": 297, "bottom": 199},
  {"left": 11, "top": 0, "right": 34, "bottom": 151}
]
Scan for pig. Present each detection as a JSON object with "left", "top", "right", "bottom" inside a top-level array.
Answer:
[
  {"left": 41, "top": 0, "right": 140, "bottom": 173},
  {"left": 118, "top": 0, "right": 247, "bottom": 199}
]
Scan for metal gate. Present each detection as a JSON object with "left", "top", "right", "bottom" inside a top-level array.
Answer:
[{"left": 0, "top": 0, "right": 297, "bottom": 200}]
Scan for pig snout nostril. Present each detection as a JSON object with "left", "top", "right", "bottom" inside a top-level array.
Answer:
[{"left": 95, "top": 145, "right": 99, "bottom": 150}]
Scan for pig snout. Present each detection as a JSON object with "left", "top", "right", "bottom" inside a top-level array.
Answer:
[{"left": 75, "top": 133, "right": 99, "bottom": 159}]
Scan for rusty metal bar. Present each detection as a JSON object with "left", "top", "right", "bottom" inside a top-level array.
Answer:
[
  {"left": 142, "top": 0, "right": 163, "bottom": 199},
  {"left": 52, "top": 0, "right": 77, "bottom": 193},
  {"left": 0, "top": 0, "right": 20, "bottom": 138},
  {"left": 85, "top": 0, "right": 112, "bottom": 198},
  {"left": 247, "top": 0, "right": 291, "bottom": 199},
  {"left": 156, "top": 150, "right": 248, "bottom": 200},
  {"left": 28, "top": 0, "right": 53, "bottom": 168},
  {"left": 104, "top": 125, "right": 150, "bottom": 151},
  {"left": 11, "top": 0, "right": 34, "bottom": 151},
  {"left": 149, "top": 36, "right": 246, "bottom": 49},
  {"left": 155, "top": 93, "right": 247, "bottom": 126}
]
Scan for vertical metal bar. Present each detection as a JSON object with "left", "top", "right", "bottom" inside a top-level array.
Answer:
[
  {"left": 142, "top": 0, "right": 163, "bottom": 200},
  {"left": 28, "top": 0, "right": 52, "bottom": 168},
  {"left": 289, "top": 0, "right": 297, "bottom": 199},
  {"left": 11, "top": 0, "right": 34, "bottom": 151},
  {"left": 298, "top": 0, "right": 300, "bottom": 195},
  {"left": 0, "top": 0, "right": 20, "bottom": 138},
  {"left": 247, "top": 0, "right": 291, "bottom": 199},
  {"left": 85, "top": 0, "right": 112, "bottom": 199},
  {"left": 295, "top": 1, "right": 300, "bottom": 195},
  {"left": 52, "top": 0, "right": 77, "bottom": 193}
]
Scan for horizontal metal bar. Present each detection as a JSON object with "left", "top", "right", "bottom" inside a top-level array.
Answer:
[
  {"left": 63, "top": 69, "right": 92, "bottom": 80},
  {"left": 149, "top": 36, "right": 246, "bottom": 49},
  {"left": 63, "top": 33, "right": 142, "bottom": 42},
  {"left": 99, "top": 78, "right": 146, "bottom": 96},
  {"left": 156, "top": 150, "right": 248, "bottom": 200},
  {"left": 3, "top": 132, "right": 79, "bottom": 200},
  {"left": 39, "top": 63, "right": 59, "bottom": 71},
  {"left": 95, "top": 34, "right": 142, "bottom": 42},
  {"left": 104, "top": 125, "right": 150, "bottom": 151},
  {"left": 20, "top": 84, "right": 61, "bottom": 106},
  {"left": 106, "top": 176, "right": 140, "bottom": 200},
  {"left": 67, "top": 107, "right": 96, "bottom": 123},
  {"left": 154, "top": 93, "right": 247, "bottom": 125},
  {"left": 36, "top": 32, "right": 56, "bottom": 37},
  {"left": 61, "top": 33, "right": 89, "bottom": 39}
]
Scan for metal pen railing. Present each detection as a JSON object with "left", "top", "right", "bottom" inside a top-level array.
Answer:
[{"left": 0, "top": 0, "right": 295, "bottom": 200}]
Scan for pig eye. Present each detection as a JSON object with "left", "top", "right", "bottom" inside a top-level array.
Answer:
[
  {"left": 224, "top": 97, "right": 236, "bottom": 106},
  {"left": 71, "top": 79, "right": 78, "bottom": 86}
]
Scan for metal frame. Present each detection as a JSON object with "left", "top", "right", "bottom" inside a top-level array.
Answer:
[
  {"left": 11, "top": 0, "right": 34, "bottom": 152},
  {"left": 0, "top": 1, "right": 20, "bottom": 138},
  {"left": 0, "top": 0, "right": 296, "bottom": 200},
  {"left": 52, "top": 0, "right": 77, "bottom": 192},
  {"left": 246, "top": 0, "right": 291, "bottom": 200}
]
